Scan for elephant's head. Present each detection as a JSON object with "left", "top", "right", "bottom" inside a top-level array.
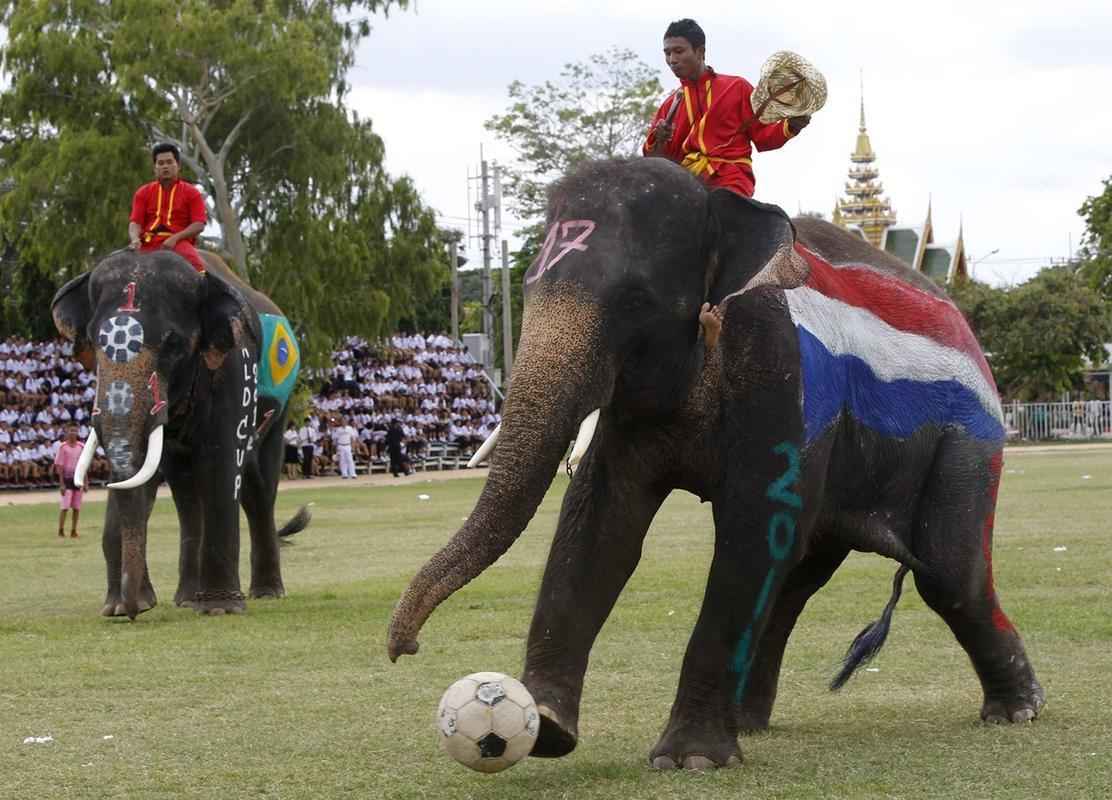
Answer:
[
  {"left": 52, "top": 250, "right": 258, "bottom": 615},
  {"left": 387, "top": 158, "right": 807, "bottom": 660}
]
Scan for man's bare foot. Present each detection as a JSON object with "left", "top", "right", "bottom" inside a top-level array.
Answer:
[{"left": 700, "top": 302, "right": 724, "bottom": 350}]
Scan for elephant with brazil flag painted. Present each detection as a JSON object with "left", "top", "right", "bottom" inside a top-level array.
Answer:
[
  {"left": 387, "top": 158, "right": 1043, "bottom": 769},
  {"left": 52, "top": 249, "right": 310, "bottom": 618}
]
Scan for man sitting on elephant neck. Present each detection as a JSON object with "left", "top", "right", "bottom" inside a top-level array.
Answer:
[
  {"left": 644, "top": 19, "right": 809, "bottom": 352},
  {"left": 127, "top": 143, "right": 208, "bottom": 273},
  {"left": 644, "top": 18, "right": 810, "bottom": 197}
]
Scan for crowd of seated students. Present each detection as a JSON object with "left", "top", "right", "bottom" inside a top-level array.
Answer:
[
  {"left": 0, "top": 331, "right": 500, "bottom": 488},
  {"left": 0, "top": 336, "right": 110, "bottom": 488},
  {"left": 304, "top": 334, "right": 501, "bottom": 475}
]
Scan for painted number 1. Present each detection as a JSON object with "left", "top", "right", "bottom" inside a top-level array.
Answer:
[
  {"left": 525, "top": 220, "right": 596, "bottom": 284},
  {"left": 118, "top": 281, "right": 139, "bottom": 312}
]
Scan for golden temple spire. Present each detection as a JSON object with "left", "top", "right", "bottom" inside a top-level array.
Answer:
[{"left": 834, "top": 73, "right": 896, "bottom": 248}]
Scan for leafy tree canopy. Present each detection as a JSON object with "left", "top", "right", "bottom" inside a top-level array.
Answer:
[
  {"left": 1079, "top": 175, "right": 1112, "bottom": 299},
  {"left": 951, "top": 266, "right": 1112, "bottom": 401},
  {"left": 0, "top": 0, "right": 447, "bottom": 366},
  {"left": 485, "top": 47, "right": 663, "bottom": 224}
]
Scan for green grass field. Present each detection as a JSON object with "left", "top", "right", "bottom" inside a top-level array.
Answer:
[{"left": 2, "top": 449, "right": 1110, "bottom": 799}]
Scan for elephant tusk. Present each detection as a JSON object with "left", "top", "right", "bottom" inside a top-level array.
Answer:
[
  {"left": 566, "top": 409, "right": 601, "bottom": 474},
  {"left": 107, "top": 426, "right": 164, "bottom": 490},
  {"left": 74, "top": 428, "right": 98, "bottom": 488},
  {"left": 466, "top": 423, "right": 501, "bottom": 468}
]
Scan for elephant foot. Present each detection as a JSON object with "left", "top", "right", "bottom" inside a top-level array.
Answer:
[
  {"left": 734, "top": 694, "right": 774, "bottom": 734},
  {"left": 193, "top": 589, "right": 246, "bottom": 616},
  {"left": 981, "top": 680, "right": 1045, "bottom": 724},
  {"left": 174, "top": 585, "right": 200, "bottom": 608},
  {"left": 249, "top": 581, "right": 285, "bottom": 600},
  {"left": 734, "top": 712, "right": 771, "bottom": 735},
  {"left": 649, "top": 720, "right": 742, "bottom": 771},
  {"left": 531, "top": 703, "right": 578, "bottom": 758},
  {"left": 100, "top": 591, "right": 157, "bottom": 618}
]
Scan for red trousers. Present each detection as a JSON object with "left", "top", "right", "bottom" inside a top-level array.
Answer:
[{"left": 141, "top": 238, "right": 206, "bottom": 273}]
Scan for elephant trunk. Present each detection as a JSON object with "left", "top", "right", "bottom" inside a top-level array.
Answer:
[
  {"left": 95, "top": 360, "right": 169, "bottom": 619},
  {"left": 388, "top": 287, "right": 606, "bottom": 661}
]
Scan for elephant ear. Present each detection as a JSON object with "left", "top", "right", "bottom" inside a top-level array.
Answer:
[
  {"left": 706, "top": 191, "right": 807, "bottom": 304},
  {"left": 51, "top": 272, "right": 96, "bottom": 371},
  {"left": 200, "top": 268, "right": 261, "bottom": 369}
]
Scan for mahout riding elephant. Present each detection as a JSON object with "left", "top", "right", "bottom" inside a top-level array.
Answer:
[
  {"left": 387, "top": 158, "right": 1044, "bottom": 769},
  {"left": 52, "top": 249, "right": 310, "bottom": 618}
]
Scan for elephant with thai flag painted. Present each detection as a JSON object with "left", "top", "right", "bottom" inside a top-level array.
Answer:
[{"left": 388, "top": 157, "right": 1043, "bottom": 770}]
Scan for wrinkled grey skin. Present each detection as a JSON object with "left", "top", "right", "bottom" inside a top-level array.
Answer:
[
  {"left": 388, "top": 159, "right": 1042, "bottom": 770},
  {"left": 52, "top": 250, "right": 307, "bottom": 619}
]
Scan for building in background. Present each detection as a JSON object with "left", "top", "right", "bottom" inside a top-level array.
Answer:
[{"left": 833, "top": 95, "right": 967, "bottom": 284}]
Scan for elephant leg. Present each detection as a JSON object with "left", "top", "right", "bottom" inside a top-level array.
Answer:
[
  {"left": 162, "top": 452, "right": 204, "bottom": 607},
  {"left": 100, "top": 480, "right": 160, "bottom": 617},
  {"left": 193, "top": 462, "right": 246, "bottom": 614},
  {"left": 911, "top": 439, "right": 1044, "bottom": 723},
  {"left": 650, "top": 436, "right": 808, "bottom": 770},
  {"left": 241, "top": 417, "right": 285, "bottom": 599},
  {"left": 735, "top": 545, "right": 848, "bottom": 732},
  {"left": 522, "top": 453, "right": 666, "bottom": 759}
]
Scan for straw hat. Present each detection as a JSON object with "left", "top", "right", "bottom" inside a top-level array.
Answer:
[{"left": 750, "top": 51, "right": 827, "bottom": 124}]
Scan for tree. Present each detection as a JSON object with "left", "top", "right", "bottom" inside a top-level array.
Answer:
[
  {"left": 950, "top": 268, "right": 1112, "bottom": 401},
  {"left": 1079, "top": 175, "right": 1112, "bottom": 298},
  {"left": 485, "top": 47, "right": 663, "bottom": 224},
  {"left": 0, "top": 0, "right": 447, "bottom": 366}
]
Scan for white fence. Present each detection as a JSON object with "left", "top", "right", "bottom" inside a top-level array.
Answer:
[{"left": 1004, "top": 401, "right": 1112, "bottom": 442}]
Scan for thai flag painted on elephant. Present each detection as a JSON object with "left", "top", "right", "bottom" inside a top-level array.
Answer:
[{"left": 787, "top": 244, "right": 1004, "bottom": 445}]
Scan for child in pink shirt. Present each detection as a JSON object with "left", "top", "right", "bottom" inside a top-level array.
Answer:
[{"left": 54, "top": 426, "right": 85, "bottom": 539}]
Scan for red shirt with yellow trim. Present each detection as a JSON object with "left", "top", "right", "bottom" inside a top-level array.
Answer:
[
  {"left": 642, "top": 67, "right": 795, "bottom": 198},
  {"left": 129, "top": 179, "right": 206, "bottom": 244}
]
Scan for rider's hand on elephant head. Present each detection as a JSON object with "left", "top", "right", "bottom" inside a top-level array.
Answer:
[{"left": 788, "top": 115, "right": 811, "bottom": 134}]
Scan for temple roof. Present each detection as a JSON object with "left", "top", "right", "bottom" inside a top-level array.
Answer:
[
  {"left": 833, "top": 88, "right": 895, "bottom": 247},
  {"left": 831, "top": 84, "right": 967, "bottom": 284}
]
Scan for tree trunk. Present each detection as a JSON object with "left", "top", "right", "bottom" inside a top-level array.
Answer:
[
  {"left": 187, "top": 114, "right": 252, "bottom": 281},
  {"left": 214, "top": 186, "right": 248, "bottom": 279}
]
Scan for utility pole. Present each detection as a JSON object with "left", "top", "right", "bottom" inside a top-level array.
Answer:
[
  {"left": 500, "top": 239, "right": 514, "bottom": 388},
  {"left": 474, "top": 148, "right": 502, "bottom": 373},
  {"left": 479, "top": 153, "right": 494, "bottom": 370},
  {"left": 448, "top": 232, "right": 461, "bottom": 341},
  {"left": 438, "top": 228, "right": 462, "bottom": 341}
]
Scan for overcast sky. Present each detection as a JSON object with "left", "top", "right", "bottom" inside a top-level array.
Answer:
[{"left": 348, "top": 0, "right": 1112, "bottom": 286}]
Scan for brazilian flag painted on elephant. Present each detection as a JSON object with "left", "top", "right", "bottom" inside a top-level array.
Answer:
[{"left": 258, "top": 313, "right": 300, "bottom": 406}]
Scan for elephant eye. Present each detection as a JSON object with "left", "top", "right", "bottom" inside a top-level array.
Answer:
[
  {"left": 161, "top": 331, "right": 185, "bottom": 353},
  {"left": 620, "top": 287, "right": 655, "bottom": 313}
]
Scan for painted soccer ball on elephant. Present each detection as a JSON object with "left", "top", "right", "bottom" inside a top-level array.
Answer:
[{"left": 436, "top": 672, "right": 539, "bottom": 773}]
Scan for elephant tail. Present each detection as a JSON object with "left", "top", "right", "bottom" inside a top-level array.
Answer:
[
  {"left": 829, "top": 564, "right": 910, "bottom": 691},
  {"left": 278, "top": 503, "right": 314, "bottom": 539}
]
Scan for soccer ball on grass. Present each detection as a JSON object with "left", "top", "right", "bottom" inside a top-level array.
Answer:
[{"left": 436, "top": 671, "right": 539, "bottom": 773}]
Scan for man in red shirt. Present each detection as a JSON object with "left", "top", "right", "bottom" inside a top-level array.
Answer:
[
  {"left": 128, "top": 143, "right": 208, "bottom": 273},
  {"left": 643, "top": 18, "right": 810, "bottom": 198},
  {"left": 644, "top": 19, "right": 811, "bottom": 350}
]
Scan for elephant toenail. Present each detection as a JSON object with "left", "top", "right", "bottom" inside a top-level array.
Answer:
[
  {"left": 651, "top": 756, "right": 677, "bottom": 770},
  {"left": 682, "top": 755, "right": 716, "bottom": 771}
]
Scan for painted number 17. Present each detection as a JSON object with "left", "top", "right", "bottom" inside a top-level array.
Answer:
[{"left": 525, "top": 220, "right": 596, "bottom": 285}]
